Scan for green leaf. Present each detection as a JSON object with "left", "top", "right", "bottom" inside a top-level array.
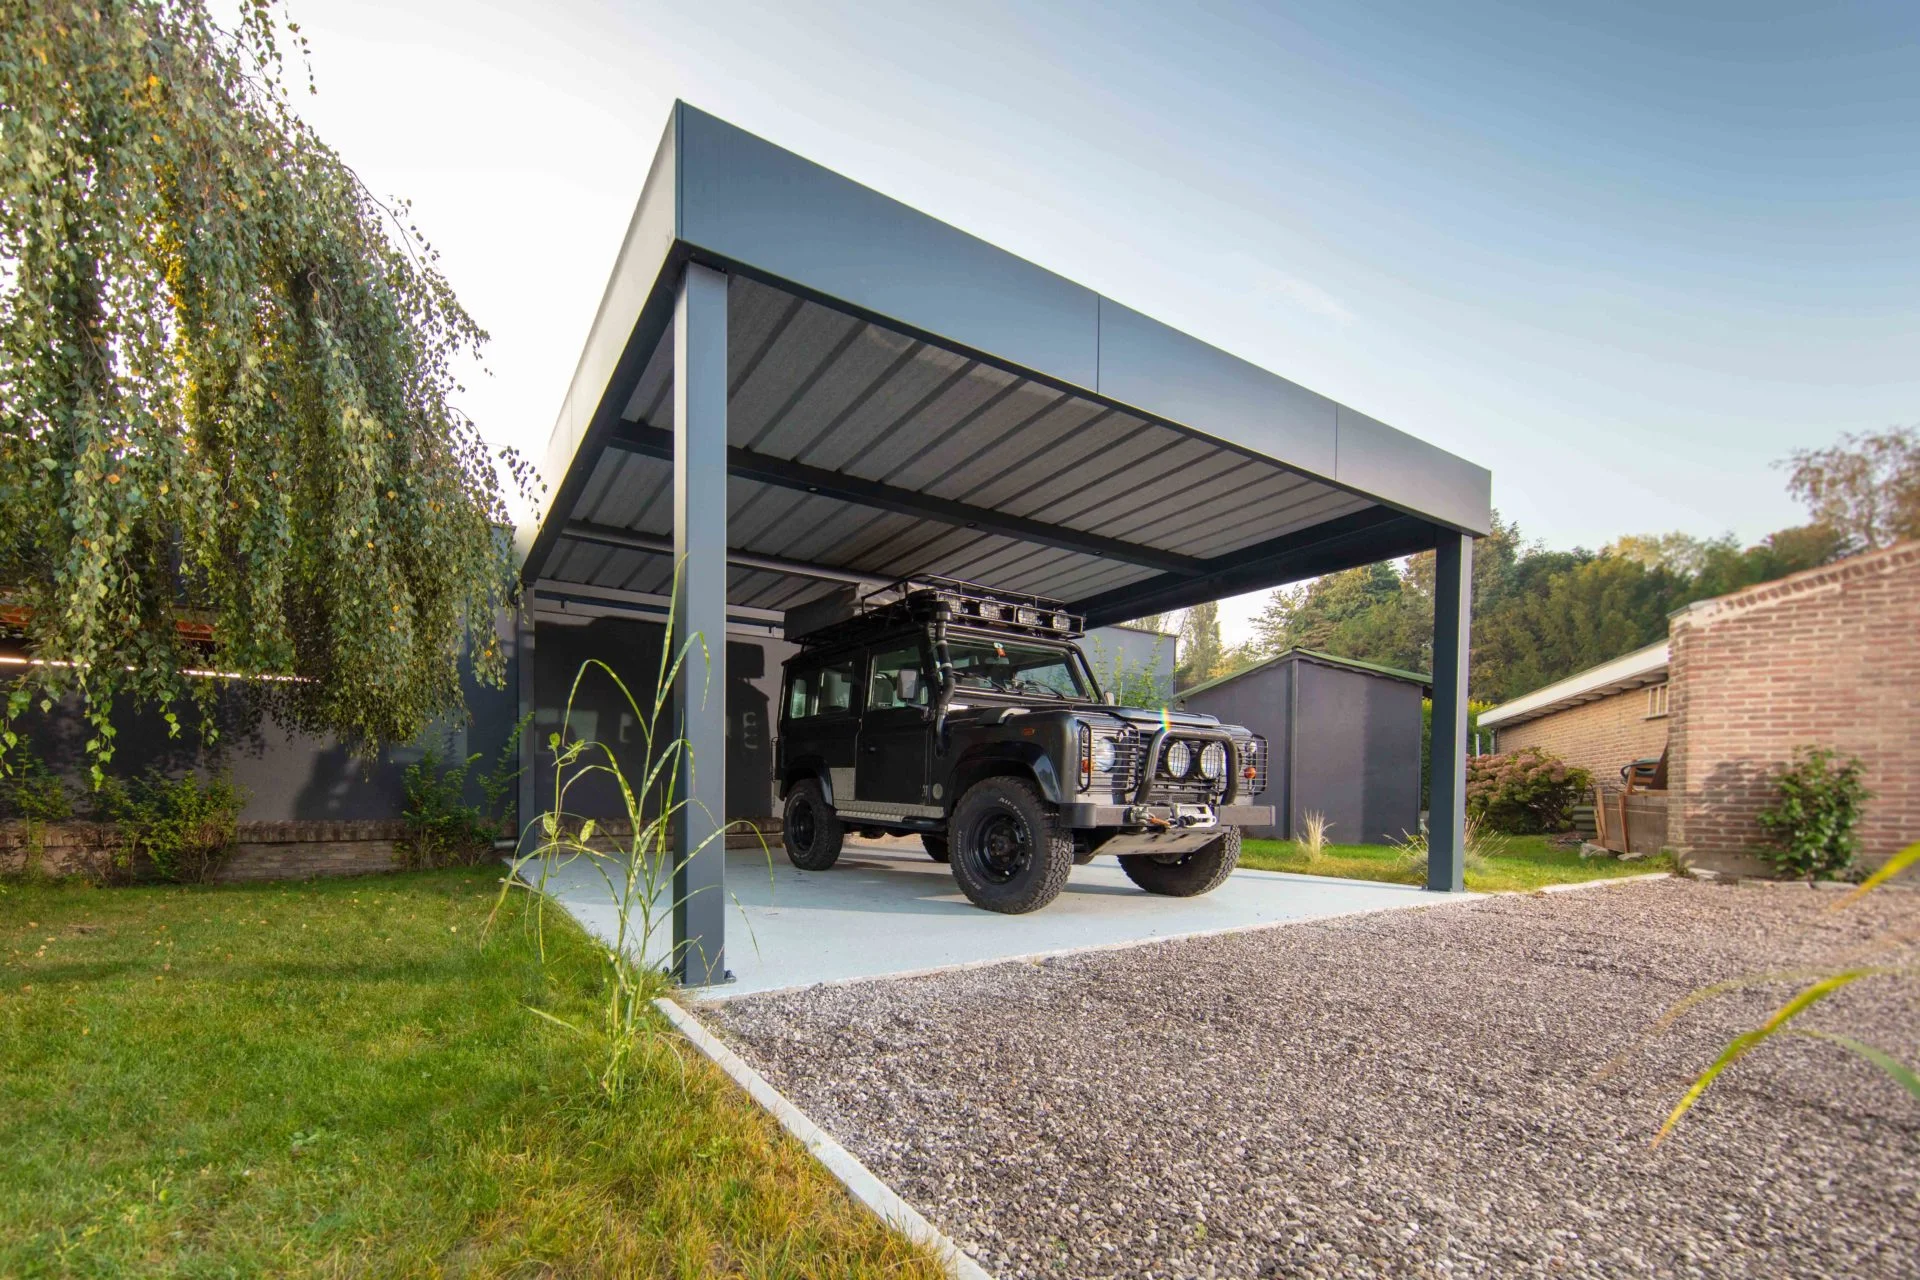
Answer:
[
  {"left": 1654, "top": 969, "right": 1876, "bottom": 1147},
  {"left": 1839, "top": 841, "right": 1920, "bottom": 906}
]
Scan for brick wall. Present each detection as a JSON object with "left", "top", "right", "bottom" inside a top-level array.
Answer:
[
  {"left": 1669, "top": 541, "right": 1920, "bottom": 873},
  {"left": 1493, "top": 686, "right": 1671, "bottom": 784}
]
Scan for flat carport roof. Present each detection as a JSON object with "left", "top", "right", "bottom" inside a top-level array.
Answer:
[{"left": 518, "top": 103, "right": 1486, "bottom": 984}]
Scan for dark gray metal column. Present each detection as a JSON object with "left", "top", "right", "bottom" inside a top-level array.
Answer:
[
  {"left": 1427, "top": 530, "right": 1474, "bottom": 893},
  {"left": 672, "top": 262, "right": 729, "bottom": 984},
  {"left": 515, "top": 611, "right": 537, "bottom": 854}
]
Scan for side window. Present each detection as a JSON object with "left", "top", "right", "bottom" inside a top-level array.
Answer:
[
  {"left": 787, "top": 657, "right": 859, "bottom": 719},
  {"left": 868, "top": 644, "right": 929, "bottom": 711}
]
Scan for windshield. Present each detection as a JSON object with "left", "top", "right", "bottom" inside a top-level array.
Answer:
[{"left": 944, "top": 636, "right": 1091, "bottom": 700}]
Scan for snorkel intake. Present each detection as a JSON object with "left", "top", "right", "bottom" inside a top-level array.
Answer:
[{"left": 931, "top": 610, "right": 958, "bottom": 755}]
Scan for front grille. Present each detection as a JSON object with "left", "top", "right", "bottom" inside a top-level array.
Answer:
[{"left": 1143, "top": 734, "right": 1228, "bottom": 803}]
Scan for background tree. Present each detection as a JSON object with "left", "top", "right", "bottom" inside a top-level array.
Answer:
[
  {"left": 0, "top": 0, "right": 526, "bottom": 775},
  {"left": 1780, "top": 426, "right": 1920, "bottom": 552},
  {"left": 1175, "top": 601, "right": 1224, "bottom": 689}
]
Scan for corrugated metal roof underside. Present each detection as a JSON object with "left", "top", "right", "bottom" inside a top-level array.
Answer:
[{"left": 549, "top": 275, "right": 1379, "bottom": 613}]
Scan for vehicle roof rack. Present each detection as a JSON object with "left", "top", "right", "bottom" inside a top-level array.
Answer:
[{"left": 788, "top": 575, "right": 1085, "bottom": 646}]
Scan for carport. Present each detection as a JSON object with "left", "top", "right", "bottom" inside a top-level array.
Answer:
[{"left": 517, "top": 103, "right": 1491, "bottom": 984}]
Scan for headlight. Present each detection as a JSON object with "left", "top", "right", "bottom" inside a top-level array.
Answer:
[
  {"left": 1199, "top": 742, "right": 1228, "bottom": 780},
  {"left": 1090, "top": 735, "right": 1117, "bottom": 772},
  {"left": 1163, "top": 740, "right": 1192, "bottom": 776}
]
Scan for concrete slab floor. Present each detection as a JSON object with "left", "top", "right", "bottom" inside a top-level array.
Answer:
[{"left": 525, "top": 837, "right": 1462, "bottom": 999}]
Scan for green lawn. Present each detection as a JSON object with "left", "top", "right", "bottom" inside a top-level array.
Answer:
[
  {"left": 1240, "top": 833, "right": 1671, "bottom": 893},
  {"left": 0, "top": 869, "right": 940, "bottom": 1279}
]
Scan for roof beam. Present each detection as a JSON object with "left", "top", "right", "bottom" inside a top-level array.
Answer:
[
  {"left": 1072, "top": 507, "right": 1438, "bottom": 627},
  {"left": 605, "top": 421, "right": 1207, "bottom": 575},
  {"left": 561, "top": 520, "right": 890, "bottom": 589}
]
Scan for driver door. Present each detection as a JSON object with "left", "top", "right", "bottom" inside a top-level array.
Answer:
[{"left": 856, "top": 640, "right": 933, "bottom": 807}]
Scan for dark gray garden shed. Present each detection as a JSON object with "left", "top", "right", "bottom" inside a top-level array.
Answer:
[
  {"left": 516, "top": 102, "right": 1491, "bottom": 984},
  {"left": 1176, "top": 650, "right": 1429, "bottom": 846}
]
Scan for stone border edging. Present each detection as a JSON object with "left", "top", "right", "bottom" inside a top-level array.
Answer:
[{"left": 653, "top": 996, "right": 994, "bottom": 1280}]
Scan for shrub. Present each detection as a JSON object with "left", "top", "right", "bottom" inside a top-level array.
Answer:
[
  {"left": 1756, "top": 746, "right": 1873, "bottom": 881},
  {"left": 401, "top": 717, "right": 527, "bottom": 869},
  {"left": 101, "top": 771, "right": 246, "bottom": 883},
  {"left": 1466, "top": 747, "right": 1592, "bottom": 834},
  {"left": 1, "top": 749, "right": 74, "bottom": 877}
]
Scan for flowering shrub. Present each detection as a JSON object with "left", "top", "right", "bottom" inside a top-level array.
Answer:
[{"left": 1466, "top": 748, "right": 1592, "bottom": 834}]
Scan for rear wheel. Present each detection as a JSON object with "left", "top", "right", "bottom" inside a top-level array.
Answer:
[
  {"left": 781, "top": 779, "right": 843, "bottom": 871},
  {"left": 921, "top": 832, "right": 950, "bottom": 863},
  {"left": 1120, "top": 827, "right": 1241, "bottom": 897},
  {"left": 947, "top": 778, "right": 1074, "bottom": 914}
]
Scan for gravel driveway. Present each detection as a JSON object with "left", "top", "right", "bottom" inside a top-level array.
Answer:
[{"left": 702, "top": 878, "right": 1920, "bottom": 1279}]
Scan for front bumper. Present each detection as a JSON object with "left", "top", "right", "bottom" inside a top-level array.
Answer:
[{"left": 1059, "top": 803, "right": 1274, "bottom": 828}]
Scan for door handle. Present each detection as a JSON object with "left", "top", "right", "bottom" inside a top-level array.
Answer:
[{"left": 862, "top": 745, "right": 880, "bottom": 754}]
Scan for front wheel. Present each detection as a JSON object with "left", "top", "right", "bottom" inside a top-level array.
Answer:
[
  {"left": 1119, "top": 827, "right": 1241, "bottom": 897},
  {"left": 781, "top": 779, "right": 844, "bottom": 871},
  {"left": 947, "top": 778, "right": 1075, "bottom": 914}
]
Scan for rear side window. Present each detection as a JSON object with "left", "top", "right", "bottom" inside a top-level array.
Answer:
[{"left": 787, "top": 657, "right": 859, "bottom": 719}]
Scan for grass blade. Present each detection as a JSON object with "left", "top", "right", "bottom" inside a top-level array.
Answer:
[
  {"left": 1653, "top": 968, "right": 1875, "bottom": 1147},
  {"left": 1837, "top": 840, "right": 1920, "bottom": 908},
  {"left": 1792, "top": 1029, "right": 1920, "bottom": 1101}
]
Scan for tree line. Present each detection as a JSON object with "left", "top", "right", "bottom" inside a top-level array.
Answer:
[{"left": 1147, "top": 426, "right": 1920, "bottom": 703}]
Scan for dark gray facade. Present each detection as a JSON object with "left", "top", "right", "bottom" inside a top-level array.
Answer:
[
  {"left": 8, "top": 626, "right": 521, "bottom": 825},
  {"left": 527, "top": 613, "right": 793, "bottom": 826},
  {"left": 1177, "top": 651, "right": 1426, "bottom": 846}
]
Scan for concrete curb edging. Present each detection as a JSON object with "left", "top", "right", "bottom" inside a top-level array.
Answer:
[
  {"left": 654, "top": 996, "right": 994, "bottom": 1280},
  {"left": 1533, "top": 871, "right": 1672, "bottom": 893}
]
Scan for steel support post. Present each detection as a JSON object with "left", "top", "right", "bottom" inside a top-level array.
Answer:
[
  {"left": 515, "top": 611, "right": 537, "bottom": 855},
  {"left": 1428, "top": 529, "right": 1474, "bottom": 893},
  {"left": 672, "top": 262, "right": 730, "bottom": 984}
]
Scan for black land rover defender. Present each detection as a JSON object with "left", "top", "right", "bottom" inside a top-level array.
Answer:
[{"left": 775, "top": 578, "right": 1274, "bottom": 914}]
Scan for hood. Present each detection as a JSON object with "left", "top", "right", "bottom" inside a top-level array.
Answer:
[{"left": 1102, "top": 705, "right": 1222, "bottom": 729}]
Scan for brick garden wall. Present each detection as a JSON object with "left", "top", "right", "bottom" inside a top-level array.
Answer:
[
  {"left": 1493, "top": 687, "right": 1671, "bottom": 785},
  {"left": 1668, "top": 541, "right": 1920, "bottom": 874}
]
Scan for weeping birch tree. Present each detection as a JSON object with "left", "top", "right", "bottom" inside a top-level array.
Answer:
[{"left": 0, "top": 0, "right": 528, "bottom": 774}]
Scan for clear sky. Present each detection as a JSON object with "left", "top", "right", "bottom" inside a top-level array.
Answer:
[{"left": 283, "top": 0, "right": 1920, "bottom": 642}]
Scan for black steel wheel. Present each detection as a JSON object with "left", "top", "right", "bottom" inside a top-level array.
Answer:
[
  {"left": 1119, "top": 826, "right": 1241, "bottom": 897},
  {"left": 781, "top": 778, "right": 843, "bottom": 871},
  {"left": 947, "top": 777, "right": 1074, "bottom": 914},
  {"left": 921, "top": 832, "right": 950, "bottom": 863}
]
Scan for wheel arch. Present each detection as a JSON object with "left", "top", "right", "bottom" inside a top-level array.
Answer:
[
  {"left": 946, "top": 743, "right": 1065, "bottom": 809},
  {"left": 779, "top": 758, "right": 836, "bottom": 806}
]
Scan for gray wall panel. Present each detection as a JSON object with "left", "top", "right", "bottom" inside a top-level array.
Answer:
[{"left": 1178, "top": 653, "right": 1422, "bottom": 845}]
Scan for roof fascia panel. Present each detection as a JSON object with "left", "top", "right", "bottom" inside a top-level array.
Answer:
[
  {"left": 676, "top": 104, "right": 1102, "bottom": 388},
  {"left": 521, "top": 108, "right": 686, "bottom": 582}
]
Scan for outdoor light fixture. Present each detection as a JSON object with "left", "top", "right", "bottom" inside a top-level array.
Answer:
[
  {"left": 1090, "top": 735, "right": 1117, "bottom": 772},
  {"left": 1198, "top": 741, "right": 1228, "bottom": 781}
]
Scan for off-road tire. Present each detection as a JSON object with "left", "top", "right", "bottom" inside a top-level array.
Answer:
[
  {"left": 921, "top": 833, "right": 950, "bottom": 863},
  {"left": 1119, "top": 826, "right": 1241, "bottom": 897},
  {"left": 782, "top": 779, "right": 844, "bottom": 871},
  {"left": 947, "top": 778, "right": 1074, "bottom": 914}
]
